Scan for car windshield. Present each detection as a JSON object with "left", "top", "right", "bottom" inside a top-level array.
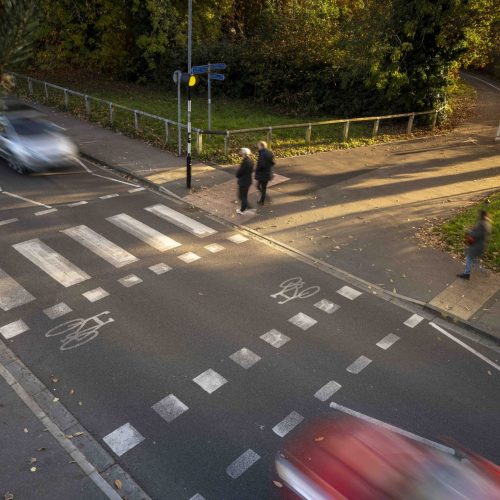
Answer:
[{"left": 11, "top": 119, "right": 54, "bottom": 136}]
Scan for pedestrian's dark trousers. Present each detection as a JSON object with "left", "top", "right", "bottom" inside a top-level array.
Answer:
[
  {"left": 239, "top": 185, "right": 250, "bottom": 211},
  {"left": 257, "top": 180, "right": 268, "bottom": 203}
]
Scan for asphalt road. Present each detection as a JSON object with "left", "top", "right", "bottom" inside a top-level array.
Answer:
[{"left": 0, "top": 158, "right": 499, "bottom": 499}]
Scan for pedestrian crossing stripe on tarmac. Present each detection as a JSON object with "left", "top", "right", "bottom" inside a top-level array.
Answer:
[{"left": 0, "top": 268, "right": 35, "bottom": 311}]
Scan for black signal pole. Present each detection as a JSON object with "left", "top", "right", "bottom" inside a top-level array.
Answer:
[{"left": 186, "top": 0, "right": 192, "bottom": 189}]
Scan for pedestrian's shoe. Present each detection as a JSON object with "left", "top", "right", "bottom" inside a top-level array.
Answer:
[
  {"left": 236, "top": 209, "right": 245, "bottom": 214},
  {"left": 258, "top": 200, "right": 264, "bottom": 206},
  {"left": 457, "top": 273, "right": 470, "bottom": 280}
]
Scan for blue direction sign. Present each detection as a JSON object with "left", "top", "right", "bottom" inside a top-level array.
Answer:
[
  {"left": 209, "top": 73, "right": 225, "bottom": 81},
  {"left": 191, "top": 63, "right": 227, "bottom": 74}
]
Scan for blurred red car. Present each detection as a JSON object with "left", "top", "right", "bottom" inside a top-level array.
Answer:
[{"left": 274, "top": 416, "right": 500, "bottom": 499}]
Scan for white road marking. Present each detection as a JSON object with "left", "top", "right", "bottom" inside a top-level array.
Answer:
[
  {"left": 0, "top": 320, "right": 29, "bottom": 339},
  {"left": 149, "top": 263, "right": 172, "bottom": 275},
  {"left": 260, "top": 329, "right": 290, "bottom": 348},
  {"left": 178, "top": 252, "right": 201, "bottom": 263},
  {"left": 193, "top": 369, "right": 227, "bottom": 394},
  {"left": 145, "top": 204, "right": 217, "bottom": 237},
  {"left": 204, "top": 243, "right": 225, "bottom": 253},
  {"left": 272, "top": 411, "right": 304, "bottom": 437},
  {"left": 189, "top": 495, "right": 206, "bottom": 500},
  {"left": 99, "top": 193, "right": 119, "bottom": 200},
  {"left": 329, "top": 401, "right": 455, "bottom": 455},
  {"left": 35, "top": 208, "right": 58, "bottom": 216},
  {"left": 43, "top": 302, "right": 72, "bottom": 320},
  {"left": 13, "top": 239, "right": 90, "bottom": 287},
  {"left": 75, "top": 157, "right": 92, "bottom": 173},
  {"left": 118, "top": 274, "right": 143, "bottom": 288},
  {"left": 337, "top": 286, "right": 362, "bottom": 300},
  {"left": 226, "top": 449, "right": 261, "bottom": 479},
  {"left": 346, "top": 355, "right": 372, "bottom": 374},
  {"left": 82, "top": 287, "right": 109, "bottom": 302},
  {"left": 62, "top": 225, "right": 138, "bottom": 268},
  {"left": 429, "top": 322, "right": 500, "bottom": 372},
  {"left": 288, "top": 312, "right": 317, "bottom": 331},
  {"left": 314, "top": 381, "right": 342, "bottom": 401},
  {"left": 376, "top": 333, "right": 400, "bottom": 350},
  {"left": 2, "top": 191, "right": 51, "bottom": 208},
  {"left": 107, "top": 213, "right": 181, "bottom": 252},
  {"left": 404, "top": 313, "right": 423, "bottom": 328},
  {"left": 92, "top": 173, "right": 139, "bottom": 187},
  {"left": 103, "top": 423, "right": 145, "bottom": 457},
  {"left": 0, "top": 218, "right": 18, "bottom": 226},
  {"left": 314, "top": 299, "right": 340, "bottom": 314},
  {"left": 128, "top": 187, "right": 145, "bottom": 193},
  {"left": 152, "top": 394, "right": 189, "bottom": 423},
  {"left": 0, "top": 268, "right": 35, "bottom": 311},
  {"left": 67, "top": 201, "right": 88, "bottom": 207},
  {"left": 228, "top": 234, "right": 248, "bottom": 244},
  {"left": 229, "top": 348, "right": 261, "bottom": 369},
  {"left": 463, "top": 73, "right": 500, "bottom": 92}
]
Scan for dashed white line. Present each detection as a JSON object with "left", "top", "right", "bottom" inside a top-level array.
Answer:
[
  {"left": 429, "top": 322, "right": 500, "bottom": 372},
  {"left": 0, "top": 218, "right": 18, "bottom": 226},
  {"left": 228, "top": 234, "right": 249, "bottom": 244},
  {"left": 145, "top": 204, "right": 217, "bottom": 237},
  {"left": 329, "top": 401, "right": 455, "bottom": 455},
  {"left": 178, "top": 252, "right": 201, "bottom": 263},
  {"left": 226, "top": 449, "right": 261, "bottom": 479},
  {"left": 43, "top": 302, "right": 72, "bottom": 320},
  {"left": 0, "top": 268, "right": 35, "bottom": 311},
  {"left": 99, "top": 193, "right": 119, "bottom": 200},
  {"left": 0, "top": 320, "right": 29, "bottom": 339},
  {"left": 2, "top": 191, "right": 51, "bottom": 208},
  {"left": 103, "top": 423, "right": 145, "bottom": 457},
  {"left": 404, "top": 314, "right": 423, "bottom": 328},
  {"left": 204, "top": 243, "right": 225, "bottom": 253},
  {"left": 34, "top": 208, "right": 58, "bottom": 216},
  {"left": 82, "top": 287, "right": 109, "bottom": 303},
  {"left": 337, "top": 286, "right": 362, "bottom": 300},
  {"left": 288, "top": 312, "right": 317, "bottom": 331},
  {"left": 260, "top": 329, "right": 291, "bottom": 348},
  {"left": 13, "top": 239, "right": 90, "bottom": 287},
  {"left": 376, "top": 333, "right": 400, "bottom": 350},
  {"left": 229, "top": 348, "right": 261, "bottom": 369},
  {"left": 128, "top": 187, "right": 145, "bottom": 193},
  {"left": 92, "top": 173, "right": 139, "bottom": 187},
  {"left": 314, "top": 299, "right": 340, "bottom": 314},
  {"left": 272, "top": 411, "right": 304, "bottom": 437},
  {"left": 314, "top": 381, "right": 342, "bottom": 401},
  {"left": 149, "top": 263, "right": 172, "bottom": 275},
  {"left": 193, "top": 369, "right": 227, "bottom": 394},
  {"left": 346, "top": 355, "right": 372, "bottom": 374},
  {"left": 67, "top": 201, "right": 88, "bottom": 207},
  {"left": 152, "top": 394, "right": 189, "bottom": 423},
  {"left": 118, "top": 274, "right": 143, "bottom": 288},
  {"left": 63, "top": 225, "right": 138, "bottom": 268},
  {"left": 107, "top": 213, "right": 181, "bottom": 252}
]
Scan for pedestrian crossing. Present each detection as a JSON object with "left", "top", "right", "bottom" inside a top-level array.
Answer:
[{"left": 1, "top": 204, "right": 246, "bottom": 313}]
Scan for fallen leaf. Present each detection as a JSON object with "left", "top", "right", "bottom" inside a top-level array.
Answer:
[
  {"left": 30, "top": 467, "right": 37, "bottom": 472},
  {"left": 69, "top": 460, "right": 77, "bottom": 464},
  {"left": 23, "top": 428, "right": 28, "bottom": 433},
  {"left": 114, "top": 479, "right": 122, "bottom": 490},
  {"left": 37, "top": 447, "right": 46, "bottom": 452},
  {"left": 30, "top": 457, "right": 37, "bottom": 464},
  {"left": 314, "top": 436, "right": 325, "bottom": 442},
  {"left": 69, "top": 389, "right": 75, "bottom": 396},
  {"left": 4, "top": 492, "right": 14, "bottom": 500},
  {"left": 273, "top": 480, "right": 283, "bottom": 488},
  {"left": 73, "top": 432, "right": 84, "bottom": 437},
  {"left": 52, "top": 377, "right": 59, "bottom": 383},
  {"left": 487, "top": 370, "right": 492, "bottom": 376},
  {"left": 52, "top": 398, "right": 59, "bottom": 402}
]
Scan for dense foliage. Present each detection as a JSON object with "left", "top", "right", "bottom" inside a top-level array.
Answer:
[{"left": 26, "top": 0, "right": 500, "bottom": 115}]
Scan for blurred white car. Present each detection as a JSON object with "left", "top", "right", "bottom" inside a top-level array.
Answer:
[{"left": 0, "top": 99, "right": 79, "bottom": 174}]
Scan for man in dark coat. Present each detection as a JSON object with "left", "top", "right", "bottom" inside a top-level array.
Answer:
[
  {"left": 236, "top": 147, "right": 254, "bottom": 214},
  {"left": 457, "top": 210, "right": 492, "bottom": 279},
  {"left": 255, "top": 141, "right": 275, "bottom": 205}
]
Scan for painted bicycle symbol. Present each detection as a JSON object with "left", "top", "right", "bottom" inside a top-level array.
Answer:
[
  {"left": 270, "top": 277, "right": 320, "bottom": 304},
  {"left": 45, "top": 311, "right": 114, "bottom": 351}
]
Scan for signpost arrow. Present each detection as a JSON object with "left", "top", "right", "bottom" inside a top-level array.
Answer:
[{"left": 209, "top": 73, "right": 225, "bottom": 81}]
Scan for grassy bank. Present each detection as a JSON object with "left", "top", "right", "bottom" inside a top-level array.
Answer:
[
  {"left": 12, "top": 71, "right": 469, "bottom": 163},
  {"left": 435, "top": 192, "right": 499, "bottom": 272}
]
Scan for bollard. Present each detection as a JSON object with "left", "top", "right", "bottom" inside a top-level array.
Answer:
[
  {"left": 342, "top": 121, "right": 350, "bottom": 141},
  {"left": 165, "top": 120, "right": 169, "bottom": 143},
  {"left": 85, "top": 95, "right": 90, "bottom": 116},
  {"left": 431, "top": 111, "right": 438, "bottom": 130},
  {"left": 495, "top": 121, "right": 500, "bottom": 142},
  {"left": 134, "top": 111, "right": 139, "bottom": 130},
  {"left": 372, "top": 119, "right": 380, "bottom": 137},
  {"left": 305, "top": 124, "right": 312, "bottom": 145},
  {"left": 109, "top": 103, "right": 114, "bottom": 124},
  {"left": 44, "top": 82, "right": 49, "bottom": 102},
  {"left": 28, "top": 77, "right": 33, "bottom": 95},
  {"left": 224, "top": 131, "right": 229, "bottom": 156},
  {"left": 64, "top": 89, "right": 69, "bottom": 109},
  {"left": 196, "top": 130, "right": 203, "bottom": 153},
  {"left": 267, "top": 127, "right": 272, "bottom": 148},
  {"left": 406, "top": 113, "right": 415, "bottom": 135}
]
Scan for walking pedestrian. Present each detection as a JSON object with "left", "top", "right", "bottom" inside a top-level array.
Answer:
[
  {"left": 236, "top": 147, "right": 254, "bottom": 214},
  {"left": 457, "top": 210, "right": 492, "bottom": 280},
  {"left": 255, "top": 141, "right": 275, "bottom": 205}
]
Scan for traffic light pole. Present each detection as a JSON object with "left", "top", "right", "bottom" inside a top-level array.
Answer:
[{"left": 186, "top": 84, "right": 192, "bottom": 189}]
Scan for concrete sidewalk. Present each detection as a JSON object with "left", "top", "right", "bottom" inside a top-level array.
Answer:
[{"left": 26, "top": 73, "right": 500, "bottom": 340}]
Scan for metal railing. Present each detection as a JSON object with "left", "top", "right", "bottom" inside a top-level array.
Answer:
[{"left": 8, "top": 72, "right": 441, "bottom": 157}]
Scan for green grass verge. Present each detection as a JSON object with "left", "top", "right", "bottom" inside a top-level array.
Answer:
[
  {"left": 436, "top": 192, "right": 499, "bottom": 272},
  {"left": 12, "top": 71, "right": 468, "bottom": 163}
]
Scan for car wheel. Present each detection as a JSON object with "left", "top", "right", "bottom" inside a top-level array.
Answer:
[{"left": 8, "top": 157, "right": 27, "bottom": 174}]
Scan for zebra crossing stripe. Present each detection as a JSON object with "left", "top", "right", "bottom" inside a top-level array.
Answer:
[
  {"left": 13, "top": 239, "right": 90, "bottom": 287},
  {"left": 145, "top": 204, "right": 217, "bottom": 238},
  {"left": 62, "top": 225, "right": 138, "bottom": 268},
  {"left": 107, "top": 213, "right": 181, "bottom": 252},
  {"left": 0, "top": 268, "right": 35, "bottom": 311}
]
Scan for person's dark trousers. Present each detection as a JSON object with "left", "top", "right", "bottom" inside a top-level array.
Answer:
[
  {"left": 239, "top": 185, "right": 250, "bottom": 211},
  {"left": 257, "top": 180, "right": 268, "bottom": 204}
]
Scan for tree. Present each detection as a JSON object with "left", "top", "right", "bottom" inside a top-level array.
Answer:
[{"left": 0, "top": 0, "right": 40, "bottom": 91}]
